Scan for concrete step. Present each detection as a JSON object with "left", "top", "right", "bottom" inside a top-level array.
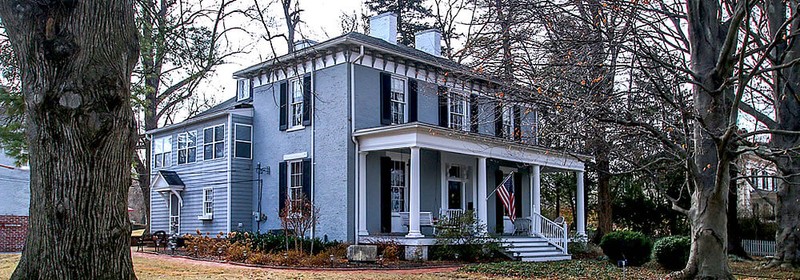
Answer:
[
  {"left": 499, "top": 241, "right": 550, "bottom": 247},
  {"left": 520, "top": 255, "right": 572, "bottom": 262},
  {"left": 516, "top": 250, "right": 567, "bottom": 257},
  {"left": 505, "top": 246, "right": 558, "bottom": 253}
]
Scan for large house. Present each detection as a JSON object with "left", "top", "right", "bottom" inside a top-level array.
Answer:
[
  {"left": 0, "top": 148, "right": 30, "bottom": 252},
  {"left": 148, "top": 13, "right": 588, "bottom": 261},
  {"left": 736, "top": 152, "right": 777, "bottom": 220}
]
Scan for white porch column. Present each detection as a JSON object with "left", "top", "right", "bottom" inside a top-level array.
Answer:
[
  {"left": 576, "top": 170, "right": 586, "bottom": 238},
  {"left": 531, "top": 165, "right": 541, "bottom": 233},
  {"left": 358, "top": 152, "right": 369, "bottom": 236},
  {"left": 477, "top": 157, "right": 488, "bottom": 234},
  {"left": 406, "top": 146, "right": 423, "bottom": 238}
]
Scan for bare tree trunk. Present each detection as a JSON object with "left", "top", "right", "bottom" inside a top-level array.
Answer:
[
  {"left": 593, "top": 151, "right": 612, "bottom": 243},
  {"left": 728, "top": 163, "right": 750, "bottom": 259},
  {"left": 766, "top": 0, "right": 800, "bottom": 268},
  {"left": 673, "top": 1, "right": 740, "bottom": 278},
  {"left": 0, "top": 0, "right": 139, "bottom": 279}
]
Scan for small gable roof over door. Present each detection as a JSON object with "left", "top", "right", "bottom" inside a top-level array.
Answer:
[{"left": 152, "top": 170, "right": 185, "bottom": 192}]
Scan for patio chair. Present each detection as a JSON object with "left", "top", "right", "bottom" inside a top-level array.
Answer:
[{"left": 513, "top": 217, "right": 532, "bottom": 236}]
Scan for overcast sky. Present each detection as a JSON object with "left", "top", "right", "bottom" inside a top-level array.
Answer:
[{"left": 205, "top": 0, "right": 366, "bottom": 106}]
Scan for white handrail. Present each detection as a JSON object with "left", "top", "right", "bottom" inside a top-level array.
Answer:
[{"left": 530, "top": 213, "right": 568, "bottom": 254}]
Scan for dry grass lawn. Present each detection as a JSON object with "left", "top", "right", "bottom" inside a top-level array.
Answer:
[
  {"left": 0, "top": 252, "right": 488, "bottom": 280},
  {"left": 2, "top": 251, "right": 797, "bottom": 279}
]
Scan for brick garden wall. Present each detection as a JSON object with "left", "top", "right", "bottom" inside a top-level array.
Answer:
[{"left": 0, "top": 215, "right": 28, "bottom": 252}]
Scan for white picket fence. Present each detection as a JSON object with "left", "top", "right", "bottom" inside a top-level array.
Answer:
[{"left": 742, "top": 239, "right": 776, "bottom": 256}]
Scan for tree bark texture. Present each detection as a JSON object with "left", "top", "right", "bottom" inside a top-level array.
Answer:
[
  {"left": 766, "top": 0, "right": 800, "bottom": 268},
  {"left": 0, "top": 1, "right": 139, "bottom": 279},
  {"left": 674, "top": 0, "right": 738, "bottom": 279}
]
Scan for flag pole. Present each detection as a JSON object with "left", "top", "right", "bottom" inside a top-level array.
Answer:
[{"left": 486, "top": 171, "right": 514, "bottom": 200}]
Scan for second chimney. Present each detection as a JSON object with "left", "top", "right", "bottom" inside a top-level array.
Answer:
[
  {"left": 369, "top": 12, "right": 398, "bottom": 44},
  {"left": 415, "top": 29, "right": 442, "bottom": 56}
]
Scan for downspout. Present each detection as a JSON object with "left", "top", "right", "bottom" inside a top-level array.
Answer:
[
  {"left": 351, "top": 45, "right": 365, "bottom": 244},
  {"left": 310, "top": 60, "right": 317, "bottom": 241},
  {"left": 226, "top": 113, "right": 233, "bottom": 233}
]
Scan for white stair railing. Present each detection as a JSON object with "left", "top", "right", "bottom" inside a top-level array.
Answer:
[{"left": 530, "top": 213, "right": 568, "bottom": 254}]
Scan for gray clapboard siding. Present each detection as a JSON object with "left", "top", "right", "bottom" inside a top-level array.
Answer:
[{"left": 150, "top": 114, "right": 230, "bottom": 234}]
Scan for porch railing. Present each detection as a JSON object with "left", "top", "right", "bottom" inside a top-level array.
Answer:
[{"left": 530, "top": 212, "right": 568, "bottom": 254}]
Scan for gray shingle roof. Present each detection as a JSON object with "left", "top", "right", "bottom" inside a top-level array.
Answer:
[{"left": 158, "top": 170, "right": 184, "bottom": 186}]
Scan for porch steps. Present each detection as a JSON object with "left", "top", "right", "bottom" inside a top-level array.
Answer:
[{"left": 499, "top": 237, "right": 571, "bottom": 262}]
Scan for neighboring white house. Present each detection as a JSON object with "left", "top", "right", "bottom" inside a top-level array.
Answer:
[{"left": 736, "top": 152, "right": 777, "bottom": 220}]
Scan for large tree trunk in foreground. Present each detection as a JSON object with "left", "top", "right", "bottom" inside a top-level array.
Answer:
[
  {"left": 766, "top": 0, "right": 800, "bottom": 268},
  {"left": 674, "top": 1, "right": 738, "bottom": 279},
  {"left": 0, "top": 1, "right": 139, "bottom": 279}
]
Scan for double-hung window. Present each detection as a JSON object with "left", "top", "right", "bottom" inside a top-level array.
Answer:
[
  {"left": 502, "top": 104, "right": 514, "bottom": 139},
  {"left": 203, "top": 125, "right": 225, "bottom": 160},
  {"left": 390, "top": 77, "right": 406, "bottom": 124},
  {"left": 234, "top": 124, "right": 252, "bottom": 159},
  {"left": 202, "top": 188, "right": 213, "bottom": 218},
  {"left": 290, "top": 79, "right": 304, "bottom": 128},
  {"left": 389, "top": 160, "right": 407, "bottom": 213},
  {"left": 177, "top": 131, "right": 197, "bottom": 164},
  {"left": 289, "top": 160, "right": 304, "bottom": 211},
  {"left": 237, "top": 78, "right": 251, "bottom": 100},
  {"left": 153, "top": 136, "right": 172, "bottom": 168},
  {"left": 448, "top": 93, "right": 469, "bottom": 131}
]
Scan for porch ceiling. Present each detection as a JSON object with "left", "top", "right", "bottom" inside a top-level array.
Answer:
[{"left": 354, "top": 123, "right": 589, "bottom": 171}]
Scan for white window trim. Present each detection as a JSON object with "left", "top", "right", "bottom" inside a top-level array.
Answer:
[
  {"left": 287, "top": 159, "right": 304, "bottom": 213},
  {"left": 237, "top": 78, "right": 251, "bottom": 101},
  {"left": 283, "top": 152, "right": 308, "bottom": 161},
  {"left": 177, "top": 130, "right": 197, "bottom": 165},
  {"left": 501, "top": 103, "right": 515, "bottom": 139},
  {"left": 203, "top": 124, "right": 225, "bottom": 160},
  {"left": 153, "top": 136, "right": 172, "bottom": 168},
  {"left": 234, "top": 124, "right": 253, "bottom": 159},
  {"left": 389, "top": 76, "right": 408, "bottom": 125},
  {"left": 385, "top": 151, "right": 409, "bottom": 213},
  {"left": 288, "top": 77, "right": 305, "bottom": 130},
  {"left": 447, "top": 90, "right": 470, "bottom": 131},
  {"left": 199, "top": 188, "right": 214, "bottom": 220}
]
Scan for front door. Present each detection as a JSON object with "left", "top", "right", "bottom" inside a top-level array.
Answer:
[{"left": 169, "top": 193, "right": 180, "bottom": 234}]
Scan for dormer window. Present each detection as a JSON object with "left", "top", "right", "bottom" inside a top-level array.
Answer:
[{"left": 237, "top": 78, "right": 251, "bottom": 101}]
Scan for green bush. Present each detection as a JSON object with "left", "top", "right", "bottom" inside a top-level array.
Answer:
[
  {"left": 652, "top": 236, "right": 690, "bottom": 271},
  {"left": 599, "top": 230, "right": 652, "bottom": 266},
  {"left": 432, "top": 211, "right": 503, "bottom": 261}
]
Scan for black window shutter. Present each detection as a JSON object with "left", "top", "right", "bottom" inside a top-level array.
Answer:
[
  {"left": 380, "top": 157, "right": 392, "bottom": 233},
  {"left": 494, "top": 169, "right": 505, "bottom": 233},
  {"left": 302, "top": 74, "right": 312, "bottom": 126},
  {"left": 513, "top": 105, "right": 521, "bottom": 141},
  {"left": 514, "top": 172, "right": 522, "bottom": 217},
  {"left": 438, "top": 86, "right": 448, "bottom": 127},
  {"left": 494, "top": 101, "right": 503, "bottom": 137},
  {"left": 469, "top": 94, "right": 478, "bottom": 133},
  {"left": 302, "top": 158, "right": 312, "bottom": 200},
  {"left": 408, "top": 79, "right": 418, "bottom": 122},
  {"left": 278, "top": 161, "right": 287, "bottom": 214},
  {"left": 380, "top": 73, "right": 392, "bottom": 125},
  {"left": 279, "top": 82, "right": 288, "bottom": 131}
]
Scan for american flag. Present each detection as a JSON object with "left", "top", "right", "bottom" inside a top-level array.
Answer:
[{"left": 496, "top": 172, "right": 516, "bottom": 223}]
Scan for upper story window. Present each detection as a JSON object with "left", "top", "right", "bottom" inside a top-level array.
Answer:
[
  {"left": 234, "top": 124, "right": 252, "bottom": 159},
  {"left": 177, "top": 131, "right": 197, "bottom": 164},
  {"left": 390, "top": 77, "right": 406, "bottom": 124},
  {"left": 448, "top": 92, "right": 469, "bottom": 131},
  {"left": 502, "top": 104, "right": 514, "bottom": 139},
  {"left": 153, "top": 136, "right": 172, "bottom": 168},
  {"left": 203, "top": 125, "right": 225, "bottom": 160},
  {"left": 290, "top": 78, "right": 304, "bottom": 128},
  {"left": 237, "top": 78, "right": 251, "bottom": 101}
]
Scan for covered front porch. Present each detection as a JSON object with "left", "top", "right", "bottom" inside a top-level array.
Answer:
[{"left": 353, "top": 123, "right": 588, "bottom": 254}]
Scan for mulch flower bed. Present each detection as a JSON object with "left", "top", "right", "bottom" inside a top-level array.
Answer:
[{"left": 138, "top": 247, "right": 466, "bottom": 271}]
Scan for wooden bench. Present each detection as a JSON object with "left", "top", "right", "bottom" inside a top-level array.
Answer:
[{"left": 399, "top": 212, "right": 433, "bottom": 233}]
